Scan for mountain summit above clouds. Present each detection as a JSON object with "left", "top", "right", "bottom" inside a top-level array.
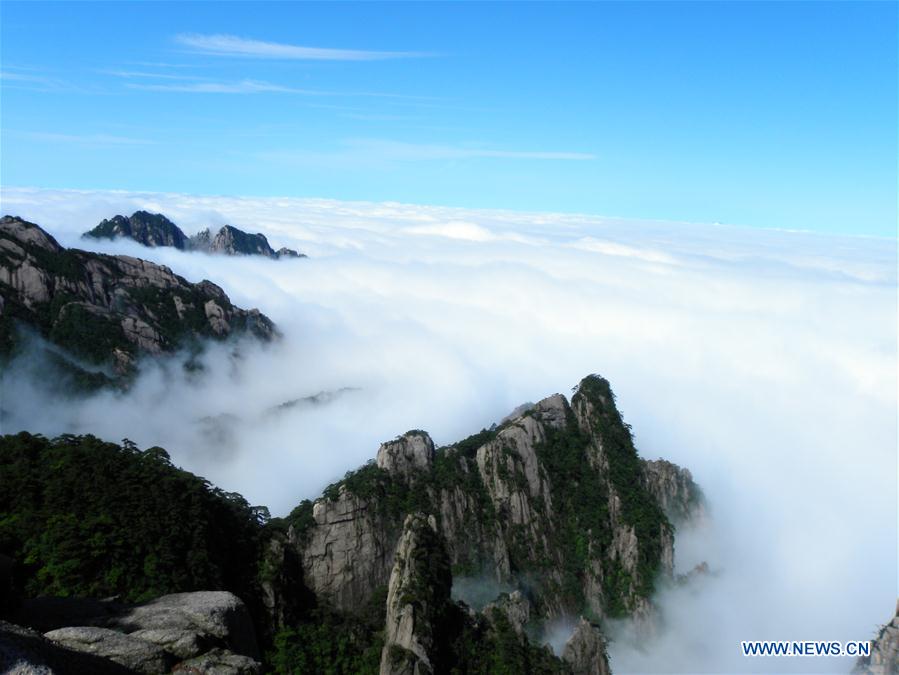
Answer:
[{"left": 83, "top": 211, "right": 305, "bottom": 260}]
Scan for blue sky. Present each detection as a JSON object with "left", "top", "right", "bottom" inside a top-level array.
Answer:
[{"left": 1, "top": 1, "right": 895, "bottom": 236}]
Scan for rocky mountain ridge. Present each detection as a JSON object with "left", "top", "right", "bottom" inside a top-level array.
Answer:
[
  {"left": 83, "top": 211, "right": 304, "bottom": 259},
  {"left": 2, "top": 375, "right": 704, "bottom": 673},
  {"left": 0, "top": 216, "right": 275, "bottom": 380},
  {"left": 293, "top": 380, "right": 703, "bottom": 630}
]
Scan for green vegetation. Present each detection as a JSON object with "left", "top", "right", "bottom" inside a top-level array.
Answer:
[
  {"left": 572, "top": 375, "right": 671, "bottom": 601},
  {"left": 0, "top": 432, "right": 262, "bottom": 603},
  {"left": 269, "top": 607, "right": 384, "bottom": 675}
]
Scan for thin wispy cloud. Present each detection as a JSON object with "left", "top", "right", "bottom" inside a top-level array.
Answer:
[
  {"left": 103, "top": 69, "right": 207, "bottom": 81},
  {"left": 13, "top": 131, "right": 155, "bottom": 146},
  {"left": 124, "top": 79, "right": 433, "bottom": 101},
  {"left": 345, "top": 139, "right": 596, "bottom": 161},
  {"left": 175, "top": 33, "right": 425, "bottom": 61},
  {"left": 263, "top": 138, "right": 596, "bottom": 167},
  {"left": 0, "top": 70, "right": 77, "bottom": 92},
  {"left": 126, "top": 79, "right": 322, "bottom": 95}
]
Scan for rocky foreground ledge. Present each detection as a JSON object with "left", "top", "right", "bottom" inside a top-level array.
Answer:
[{"left": 0, "top": 591, "right": 261, "bottom": 674}]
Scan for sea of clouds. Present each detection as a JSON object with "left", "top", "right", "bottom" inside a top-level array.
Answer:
[{"left": 1, "top": 186, "right": 895, "bottom": 673}]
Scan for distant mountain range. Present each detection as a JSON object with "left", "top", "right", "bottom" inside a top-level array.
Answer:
[{"left": 83, "top": 211, "right": 305, "bottom": 260}]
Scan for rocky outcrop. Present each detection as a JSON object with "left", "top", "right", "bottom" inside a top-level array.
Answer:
[
  {"left": 561, "top": 617, "right": 611, "bottom": 675},
  {"left": 0, "top": 620, "right": 131, "bottom": 674},
  {"left": 642, "top": 459, "right": 705, "bottom": 524},
  {"left": 191, "top": 225, "right": 302, "bottom": 260},
  {"left": 571, "top": 376, "right": 675, "bottom": 619},
  {"left": 856, "top": 601, "right": 899, "bottom": 675},
  {"left": 275, "top": 247, "right": 301, "bottom": 259},
  {"left": 3, "top": 591, "right": 262, "bottom": 674},
  {"left": 380, "top": 513, "right": 451, "bottom": 675},
  {"left": 43, "top": 626, "right": 172, "bottom": 674},
  {"left": 301, "top": 485, "right": 399, "bottom": 612},
  {"left": 377, "top": 431, "right": 436, "bottom": 478},
  {"left": 107, "top": 591, "right": 260, "bottom": 660},
  {"left": 172, "top": 648, "right": 261, "bottom": 674},
  {"left": 475, "top": 395, "right": 565, "bottom": 590},
  {"left": 295, "top": 375, "right": 701, "bottom": 631},
  {"left": 83, "top": 211, "right": 304, "bottom": 259},
  {"left": 483, "top": 590, "right": 531, "bottom": 636},
  {"left": 84, "top": 211, "right": 189, "bottom": 250},
  {"left": 1, "top": 216, "right": 275, "bottom": 376}
]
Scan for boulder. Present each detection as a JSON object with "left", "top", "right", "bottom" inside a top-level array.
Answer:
[
  {"left": 172, "top": 647, "right": 261, "bottom": 675},
  {"left": 0, "top": 620, "right": 130, "bottom": 675},
  {"left": 110, "top": 591, "right": 260, "bottom": 660},
  {"left": 44, "top": 626, "right": 171, "bottom": 673}
]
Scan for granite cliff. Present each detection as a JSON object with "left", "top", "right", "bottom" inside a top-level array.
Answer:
[
  {"left": 295, "top": 378, "right": 699, "bottom": 627},
  {"left": 0, "top": 216, "right": 275, "bottom": 380}
]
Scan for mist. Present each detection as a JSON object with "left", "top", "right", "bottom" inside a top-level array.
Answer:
[{"left": 1, "top": 186, "right": 895, "bottom": 673}]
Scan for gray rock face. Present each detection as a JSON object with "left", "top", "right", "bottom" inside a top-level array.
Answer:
[
  {"left": 3, "top": 591, "right": 261, "bottom": 675},
  {"left": 1, "top": 620, "right": 131, "bottom": 675},
  {"left": 172, "top": 647, "right": 262, "bottom": 675},
  {"left": 44, "top": 626, "right": 172, "bottom": 674},
  {"left": 189, "top": 225, "right": 302, "bottom": 260},
  {"left": 377, "top": 431, "right": 436, "bottom": 477},
  {"left": 561, "top": 618, "right": 611, "bottom": 675},
  {"left": 571, "top": 378, "right": 675, "bottom": 618},
  {"left": 1, "top": 216, "right": 275, "bottom": 375},
  {"left": 380, "top": 514, "right": 450, "bottom": 675},
  {"left": 302, "top": 485, "right": 398, "bottom": 612},
  {"left": 127, "top": 627, "right": 205, "bottom": 660},
  {"left": 296, "top": 375, "right": 699, "bottom": 633},
  {"left": 856, "top": 601, "right": 899, "bottom": 675},
  {"left": 275, "top": 247, "right": 302, "bottom": 259},
  {"left": 484, "top": 591, "right": 531, "bottom": 636},
  {"left": 109, "top": 591, "right": 260, "bottom": 660},
  {"left": 84, "top": 211, "right": 189, "bottom": 249},
  {"left": 642, "top": 458, "right": 705, "bottom": 524}
]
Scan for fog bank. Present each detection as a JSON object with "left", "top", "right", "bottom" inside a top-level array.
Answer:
[{"left": 1, "top": 186, "right": 895, "bottom": 672}]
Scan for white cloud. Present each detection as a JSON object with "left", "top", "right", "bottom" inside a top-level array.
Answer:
[
  {"left": 12, "top": 131, "right": 155, "bottom": 146},
  {"left": 175, "top": 33, "right": 425, "bottom": 61},
  {"left": 126, "top": 79, "right": 321, "bottom": 95},
  {"left": 102, "top": 69, "right": 207, "bottom": 81},
  {"left": 0, "top": 186, "right": 895, "bottom": 673},
  {"left": 341, "top": 138, "right": 597, "bottom": 161},
  {"left": 404, "top": 221, "right": 498, "bottom": 242},
  {"left": 0, "top": 70, "right": 79, "bottom": 92},
  {"left": 261, "top": 138, "right": 597, "bottom": 169}
]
